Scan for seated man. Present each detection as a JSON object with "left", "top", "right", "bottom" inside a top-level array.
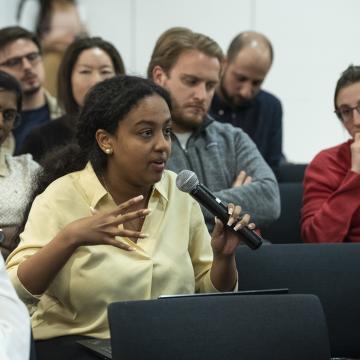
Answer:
[
  {"left": 0, "top": 26, "right": 61, "bottom": 153},
  {"left": 210, "top": 31, "right": 284, "bottom": 171},
  {"left": 148, "top": 27, "right": 280, "bottom": 230}
]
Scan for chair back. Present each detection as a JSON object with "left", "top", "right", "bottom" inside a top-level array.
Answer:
[
  {"left": 236, "top": 243, "right": 360, "bottom": 358},
  {"left": 108, "top": 293, "right": 330, "bottom": 360},
  {"left": 262, "top": 182, "right": 303, "bottom": 243},
  {"left": 276, "top": 163, "right": 307, "bottom": 182}
]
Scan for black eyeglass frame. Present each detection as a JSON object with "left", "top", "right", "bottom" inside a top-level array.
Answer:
[
  {"left": 0, "top": 109, "right": 21, "bottom": 128},
  {"left": 0, "top": 52, "right": 41, "bottom": 68},
  {"left": 334, "top": 103, "right": 360, "bottom": 122}
]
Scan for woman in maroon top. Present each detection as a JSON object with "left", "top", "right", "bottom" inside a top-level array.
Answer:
[{"left": 301, "top": 65, "right": 360, "bottom": 243}]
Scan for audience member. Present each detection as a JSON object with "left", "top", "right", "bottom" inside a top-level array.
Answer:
[
  {"left": 0, "top": 26, "right": 61, "bottom": 154},
  {"left": 6, "top": 76, "right": 253, "bottom": 357},
  {"left": 17, "top": 0, "right": 88, "bottom": 96},
  {"left": 19, "top": 36, "right": 125, "bottom": 163},
  {"left": 209, "top": 31, "right": 284, "bottom": 171},
  {"left": 0, "top": 71, "right": 40, "bottom": 259},
  {"left": 0, "top": 255, "right": 30, "bottom": 360},
  {"left": 301, "top": 65, "right": 360, "bottom": 243},
  {"left": 148, "top": 27, "right": 280, "bottom": 230}
]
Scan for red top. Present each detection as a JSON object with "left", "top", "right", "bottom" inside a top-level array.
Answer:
[{"left": 301, "top": 140, "right": 360, "bottom": 243}]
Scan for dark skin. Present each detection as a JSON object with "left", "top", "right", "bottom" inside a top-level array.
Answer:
[{"left": 17, "top": 94, "right": 254, "bottom": 295}]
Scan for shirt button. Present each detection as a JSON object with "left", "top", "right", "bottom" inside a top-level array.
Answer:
[{"left": 218, "top": 109, "right": 224, "bottom": 116}]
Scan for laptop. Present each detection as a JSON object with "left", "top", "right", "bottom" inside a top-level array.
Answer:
[
  {"left": 78, "top": 289, "right": 289, "bottom": 360},
  {"left": 77, "top": 338, "right": 112, "bottom": 359}
]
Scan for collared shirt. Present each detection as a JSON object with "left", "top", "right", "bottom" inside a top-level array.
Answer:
[
  {"left": 0, "top": 145, "right": 40, "bottom": 226},
  {"left": 0, "top": 256, "right": 30, "bottom": 360},
  {"left": 6, "top": 163, "right": 218, "bottom": 340}
]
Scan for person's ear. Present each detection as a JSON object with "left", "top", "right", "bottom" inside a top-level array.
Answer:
[
  {"left": 95, "top": 129, "right": 114, "bottom": 155},
  {"left": 152, "top": 65, "right": 168, "bottom": 86}
]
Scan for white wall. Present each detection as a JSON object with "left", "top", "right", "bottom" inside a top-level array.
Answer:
[{"left": 2, "top": 0, "right": 358, "bottom": 163}]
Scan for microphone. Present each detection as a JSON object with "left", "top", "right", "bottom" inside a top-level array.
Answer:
[{"left": 176, "top": 170, "right": 262, "bottom": 250}]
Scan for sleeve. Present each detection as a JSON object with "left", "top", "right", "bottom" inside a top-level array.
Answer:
[
  {"left": 6, "top": 193, "right": 64, "bottom": 305},
  {"left": 301, "top": 152, "right": 360, "bottom": 243},
  {"left": 188, "top": 201, "right": 238, "bottom": 292},
  {"left": 0, "top": 256, "right": 30, "bottom": 360},
  {"left": 266, "top": 97, "right": 284, "bottom": 171},
  {"left": 212, "top": 130, "right": 281, "bottom": 229}
]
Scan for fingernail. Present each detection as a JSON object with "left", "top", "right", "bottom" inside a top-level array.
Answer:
[
  {"left": 89, "top": 206, "right": 96, "bottom": 213},
  {"left": 228, "top": 208, "right": 233, "bottom": 215},
  {"left": 140, "top": 233, "right": 149, "bottom": 238},
  {"left": 234, "top": 223, "right": 243, "bottom": 231},
  {"left": 135, "top": 195, "right": 144, "bottom": 201},
  {"left": 227, "top": 218, "right": 234, "bottom": 226}
]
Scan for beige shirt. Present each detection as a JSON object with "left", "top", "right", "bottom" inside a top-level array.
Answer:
[{"left": 6, "top": 164, "right": 218, "bottom": 339}]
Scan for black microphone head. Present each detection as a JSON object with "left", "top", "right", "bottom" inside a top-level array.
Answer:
[{"left": 176, "top": 170, "right": 199, "bottom": 193}]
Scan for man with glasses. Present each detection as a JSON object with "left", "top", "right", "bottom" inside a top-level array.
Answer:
[
  {"left": 209, "top": 31, "right": 284, "bottom": 172},
  {"left": 0, "top": 26, "right": 61, "bottom": 154}
]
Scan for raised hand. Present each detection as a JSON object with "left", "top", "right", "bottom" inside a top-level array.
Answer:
[
  {"left": 351, "top": 132, "right": 360, "bottom": 174},
  {"left": 210, "top": 203, "right": 255, "bottom": 257},
  {"left": 64, "top": 195, "right": 150, "bottom": 251}
]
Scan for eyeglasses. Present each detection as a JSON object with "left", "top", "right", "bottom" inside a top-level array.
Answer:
[
  {"left": 0, "top": 52, "right": 41, "bottom": 69},
  {"left": 335, "top": 103, "right": 360, "bottom": 123},
  {"left": 0, "top": 109, "right": 20, "bottom": 127}
]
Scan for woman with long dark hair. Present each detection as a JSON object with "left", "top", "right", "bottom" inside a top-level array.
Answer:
[{"left": 19, "top": 36, "right": 125, "bottom": 162}]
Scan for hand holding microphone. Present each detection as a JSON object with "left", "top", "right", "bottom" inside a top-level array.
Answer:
[{"left": 176, "top": 170, "right": 262, "bottom": 250}]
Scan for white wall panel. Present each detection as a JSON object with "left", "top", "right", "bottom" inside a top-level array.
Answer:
[
  {"left": 1, "top": 0, "right": 360, "bottom": 163},
  {"left": 256, "top": 0, "right": 360, "bottom": 162},
  {"left": 133, "top": 0, "right": 252, "bottom": 75}
]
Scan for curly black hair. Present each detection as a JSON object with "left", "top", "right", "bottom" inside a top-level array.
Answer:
[
  {"left": 76, "top": 74, "right": 172, "bottom": 174},
  {"left": 17, "top": 75, "right": 171, "bottom": 239}
]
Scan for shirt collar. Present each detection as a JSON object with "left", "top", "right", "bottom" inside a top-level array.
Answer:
[{"left": 79, "top": 162, "right": 169, "bottom": 209}]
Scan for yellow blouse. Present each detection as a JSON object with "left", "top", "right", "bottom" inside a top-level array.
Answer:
[{"left": 6, "top": 163, "right": 217, "bottom": 339}]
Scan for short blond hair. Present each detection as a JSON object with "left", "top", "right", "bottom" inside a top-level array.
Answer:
[{"left": 147, "top": 27, "right": 224, "bottom": 78}]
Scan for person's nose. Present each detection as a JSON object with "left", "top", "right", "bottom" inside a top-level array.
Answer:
[
  {"left": 353, "top": 108, "right": 360, "bottom": 126},
  {"left": 239, "top": 82, "right": 253, "bottom": 100},
  {"left": 90, "top": 72, "right": 104, "bottom": 87},
  {"left": 21, "top": 56, "right": 32, "bottom": 70},
  {"left": 155, "top": 131, "right": 171, "bottom": 154},
  {"left": 193, "top": 83, "right": 207, "bottom": 101}
]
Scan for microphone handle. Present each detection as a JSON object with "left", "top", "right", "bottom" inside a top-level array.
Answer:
[{"left": 192, "top": 185, "right": 262, "bottom": 250}]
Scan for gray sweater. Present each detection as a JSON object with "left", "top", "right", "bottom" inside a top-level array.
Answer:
[{"left": 167, "top": 116, "right": 280, "bottom": 230}]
